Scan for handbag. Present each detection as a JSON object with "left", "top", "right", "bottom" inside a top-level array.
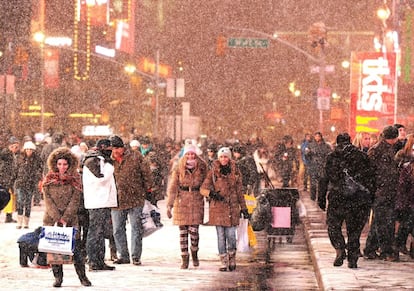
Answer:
[
  {"left": 141, "top": 200, "right": 163, "bottom": 237},
  {"left": 0, "top": 185, "right": 10, "bottom": 211},
  {"left": 38, "top": 225, "right": 77, "bottom": 255},
  {"left": 237, "top": 218, "right": 250, "bottom": 253},
  {"left": 203, "top": 197, "right": 209, "bottom": 225},
  {"left": 251, "top": 194, "right": 271, "bottom": 231},
  {"left": 343, "top": 169, "right": 370, "bottom": 198}
]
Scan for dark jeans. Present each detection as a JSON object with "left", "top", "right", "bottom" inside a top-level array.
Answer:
[
  {"left": 87, "top": 208, "right": 111, "bottom": 266},
  {"left": 364, "top": 203, "right": 396, "bottom": 256},
  {"left": 327, "top": 201, "right": 370, "bottom": 261},
  {"left": 395, "top": 209, "right": 414, "bottom": 249},
  {"left": 303, "top": 165, "right": 310, "bottom": 189},
  {"left": 16, "top": 187, "right": 35, "bottom": 217}
]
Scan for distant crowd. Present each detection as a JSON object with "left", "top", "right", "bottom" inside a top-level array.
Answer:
[{"left": 0, "top": 123, "right": 413, "bottom": 286}]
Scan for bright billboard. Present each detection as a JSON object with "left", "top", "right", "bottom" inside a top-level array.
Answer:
[{"left": 349, "top": 52, "right": 397, "bottom": 137}]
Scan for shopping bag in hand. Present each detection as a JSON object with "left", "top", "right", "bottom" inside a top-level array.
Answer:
[{"left": 38, "top": 225, "right": 77, "bottom": 255}]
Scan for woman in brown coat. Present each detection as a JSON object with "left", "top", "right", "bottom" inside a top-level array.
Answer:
[
  {"left": 201, "top": 147, "right": 249, "bottom": 272},
  {"left": 42, "top": 147, "right": 91, "bottom": 288},
  {"left": 167, "top": 144, "right": 208, "bottom": 269}
]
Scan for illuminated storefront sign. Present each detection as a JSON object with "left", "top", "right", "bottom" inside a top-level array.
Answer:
[{"left": 349, "top": 52, "right": 397, "bottom": 137}]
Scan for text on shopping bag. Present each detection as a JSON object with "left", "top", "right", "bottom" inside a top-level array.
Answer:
[{"left": 38, "top": 226, "right": 76, "bottom": 255}]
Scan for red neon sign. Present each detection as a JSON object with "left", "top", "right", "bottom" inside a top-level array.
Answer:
[{"left": 349, "top": 52, "right": 397, "bottom": 137}]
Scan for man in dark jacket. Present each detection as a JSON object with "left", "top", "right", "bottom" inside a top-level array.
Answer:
[
  {"left": 363, "top": 125, "right": 400, "bottom": 261},
  {"left": 319, "top": 133, "right": 376, "bottom": 269},
  {"left": 233, "top": 144, "right": 259, "bottom": 195},
  {"left": 305, "top": 132, "right": 332, "bottom": 201},
  {"left": 110, "top": 135, "right": 153, "bottom": 266}
]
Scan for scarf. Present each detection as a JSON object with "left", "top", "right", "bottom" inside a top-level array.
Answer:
[{"left": 42, "top": 171, "right": 83, "bottom": 192}]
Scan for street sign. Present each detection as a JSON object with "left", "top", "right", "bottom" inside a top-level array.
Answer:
[{"left": 227, "top": 37, "right": 269, "bottom": 48}]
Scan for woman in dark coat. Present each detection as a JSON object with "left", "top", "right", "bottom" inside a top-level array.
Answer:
[
  {"left": 167, "top": 144, "right": 208, "bottom": 269},
  {"left": 201, "top": 147, "right": 249, "bottom": 272},
  {"left": 42, "top": 147, "right": 91, "bottom": 288},
  {"left": 15, "top": 141, "right": 43, "bottom": 229}
]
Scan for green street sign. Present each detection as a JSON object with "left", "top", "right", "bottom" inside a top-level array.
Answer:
[{"left": 227, "top": 37, "right": 269, "bottom": 48}]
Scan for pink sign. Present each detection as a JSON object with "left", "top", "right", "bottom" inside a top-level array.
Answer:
[{"left": 271, "top": 207, "right": 291, "bottom": 228}]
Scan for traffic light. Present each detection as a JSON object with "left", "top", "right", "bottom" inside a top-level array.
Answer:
[{"left": 216, "top": 35, "right": 226, "bottom": 56}]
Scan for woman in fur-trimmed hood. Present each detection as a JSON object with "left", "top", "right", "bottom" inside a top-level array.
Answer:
[
  {"left": 42, "top": 147, "right": 82, "bottom": 228},
  {"left": 41, "top": 146, "right": 91, "bottom": 287}
]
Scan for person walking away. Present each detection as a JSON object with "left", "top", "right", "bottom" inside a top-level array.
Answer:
[
  {"left": 110, "top": 135, "right": 153, "bottom": 266},
  {"left": 15, "top": 141, "right": 43, "bottom": 229},
  {"left": 275, "top": 135, "right": 300, "bottom": 188},
  {"left": 319, "top": 133, "right": 376, "bottom": 268},
  {"left": 82, "top": 139, "right": 117, "bottom": 271},
  {"left": 395, "top": 155, "right": 414, "bottom": 259},
  {"left": 233, "top": 143, "right": 259, "bottom": 195},
  {"left": 0, "top": 136, "right": 20, "bottom": 223},
  {"left": 394, "top": 133, "right": 414, "bottom": 255},
  {"left": 253, "top": 143, "right": 276, "bottom": 191},
  {"left": 300, "top": 133, "right": 312, "bottom": 191},
  {"left": 201, "top": 147, "right": 249, "bottom": 271},
  {"left": 42, "top": 147, "right": 91, "bottom": 287},
  {"left": 363, "top": 125, "right": 400, "bottom": 261},
  {"left": 166, "top": 144, "right": 208, "bottom": 269},
  {"left": 305, "top": 132, "right": 332, "bottom": 201}
]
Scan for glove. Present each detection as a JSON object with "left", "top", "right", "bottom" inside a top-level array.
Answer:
[
  {"left": 166, "top": 206, "right": 172, "bottom": 219},
  {"left": 240, "top": 209, "right": 250, "bottom": 219},
  {"left": 209, "top": 191, "right": 224, "bottom": 201},
  {"left": 318, "top": 199, "right": 326, "bottom": 211}
]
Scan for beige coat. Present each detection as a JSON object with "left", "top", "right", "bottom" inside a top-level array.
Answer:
[{"left": 167, "top": 155, "right": 207, "bottom": 225}]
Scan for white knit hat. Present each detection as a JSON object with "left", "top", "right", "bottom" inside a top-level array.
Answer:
[
  {"left": 130, "top": 139, "right": 140, "bottom": 148},
  {"left": 183, "top": 144, "right": 197, "bottom": 155},
  {"left": 217, "top": 147, "right": 232, "bottom": 159},
  {"left": 23, "top": 141, "right": 36, "bottom": 150}
]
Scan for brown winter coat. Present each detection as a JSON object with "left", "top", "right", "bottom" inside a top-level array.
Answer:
[
  {"left": 42, "top": 147, "right": 81, "bottom": 235},
  {"left": 167, "top": 155, "right": 207, "bottom": 225},
  {"left": 200, "top": 159, "right": 247, "bottom": 227},
  {"left": 112, "top": 149, "right": 153, "bottom": 210}
]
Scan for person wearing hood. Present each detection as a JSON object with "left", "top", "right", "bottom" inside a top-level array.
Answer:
[
  {"left": 82, "top": 139, "right": 117, "bottom": 271},
  {"left": 319, "top": 133, "right": 376, "bottom": 269},
  {"left": 42, "top": 147, "right": 91, "bottom": 287}
]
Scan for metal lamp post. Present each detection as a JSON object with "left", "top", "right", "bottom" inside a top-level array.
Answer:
[{"left": 33, "top": 31, "right": 45, "bottom": 134}]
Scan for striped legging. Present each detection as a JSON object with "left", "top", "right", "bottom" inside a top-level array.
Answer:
[{"left": 179, "top": 225, "right": 199, "bottom": 255}]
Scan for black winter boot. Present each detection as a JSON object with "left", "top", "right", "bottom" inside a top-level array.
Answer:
[
  {"left": 191, "top": 250, "right": 199, "bottom": 267},
  {"left": 333, "top": 249, "right": 346, "bottom": 267},
  {"left": 75, "top": 263, "right": 92, "bottom": 286},
  {"left": 52, "top": 265, "right": 63, "bottom": 287},
  {"left": 181, "top": 255, "right": 189, "bottom": 269}
]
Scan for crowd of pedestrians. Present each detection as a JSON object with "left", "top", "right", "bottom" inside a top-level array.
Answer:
[{"left": 1, "top": 124, "right": 414, "bottom": 287}]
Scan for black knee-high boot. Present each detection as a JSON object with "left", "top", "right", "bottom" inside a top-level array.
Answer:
[
  {"left": 52, "top": 264, "right": 63, "bottom": 287},
  {"left": 75, "top": 263, "right": 91, "bottom": 286}
]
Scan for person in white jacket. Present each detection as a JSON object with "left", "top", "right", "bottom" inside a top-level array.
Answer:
[{"left": 82, "top": 139, "right": 118, "bottom": 271}]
